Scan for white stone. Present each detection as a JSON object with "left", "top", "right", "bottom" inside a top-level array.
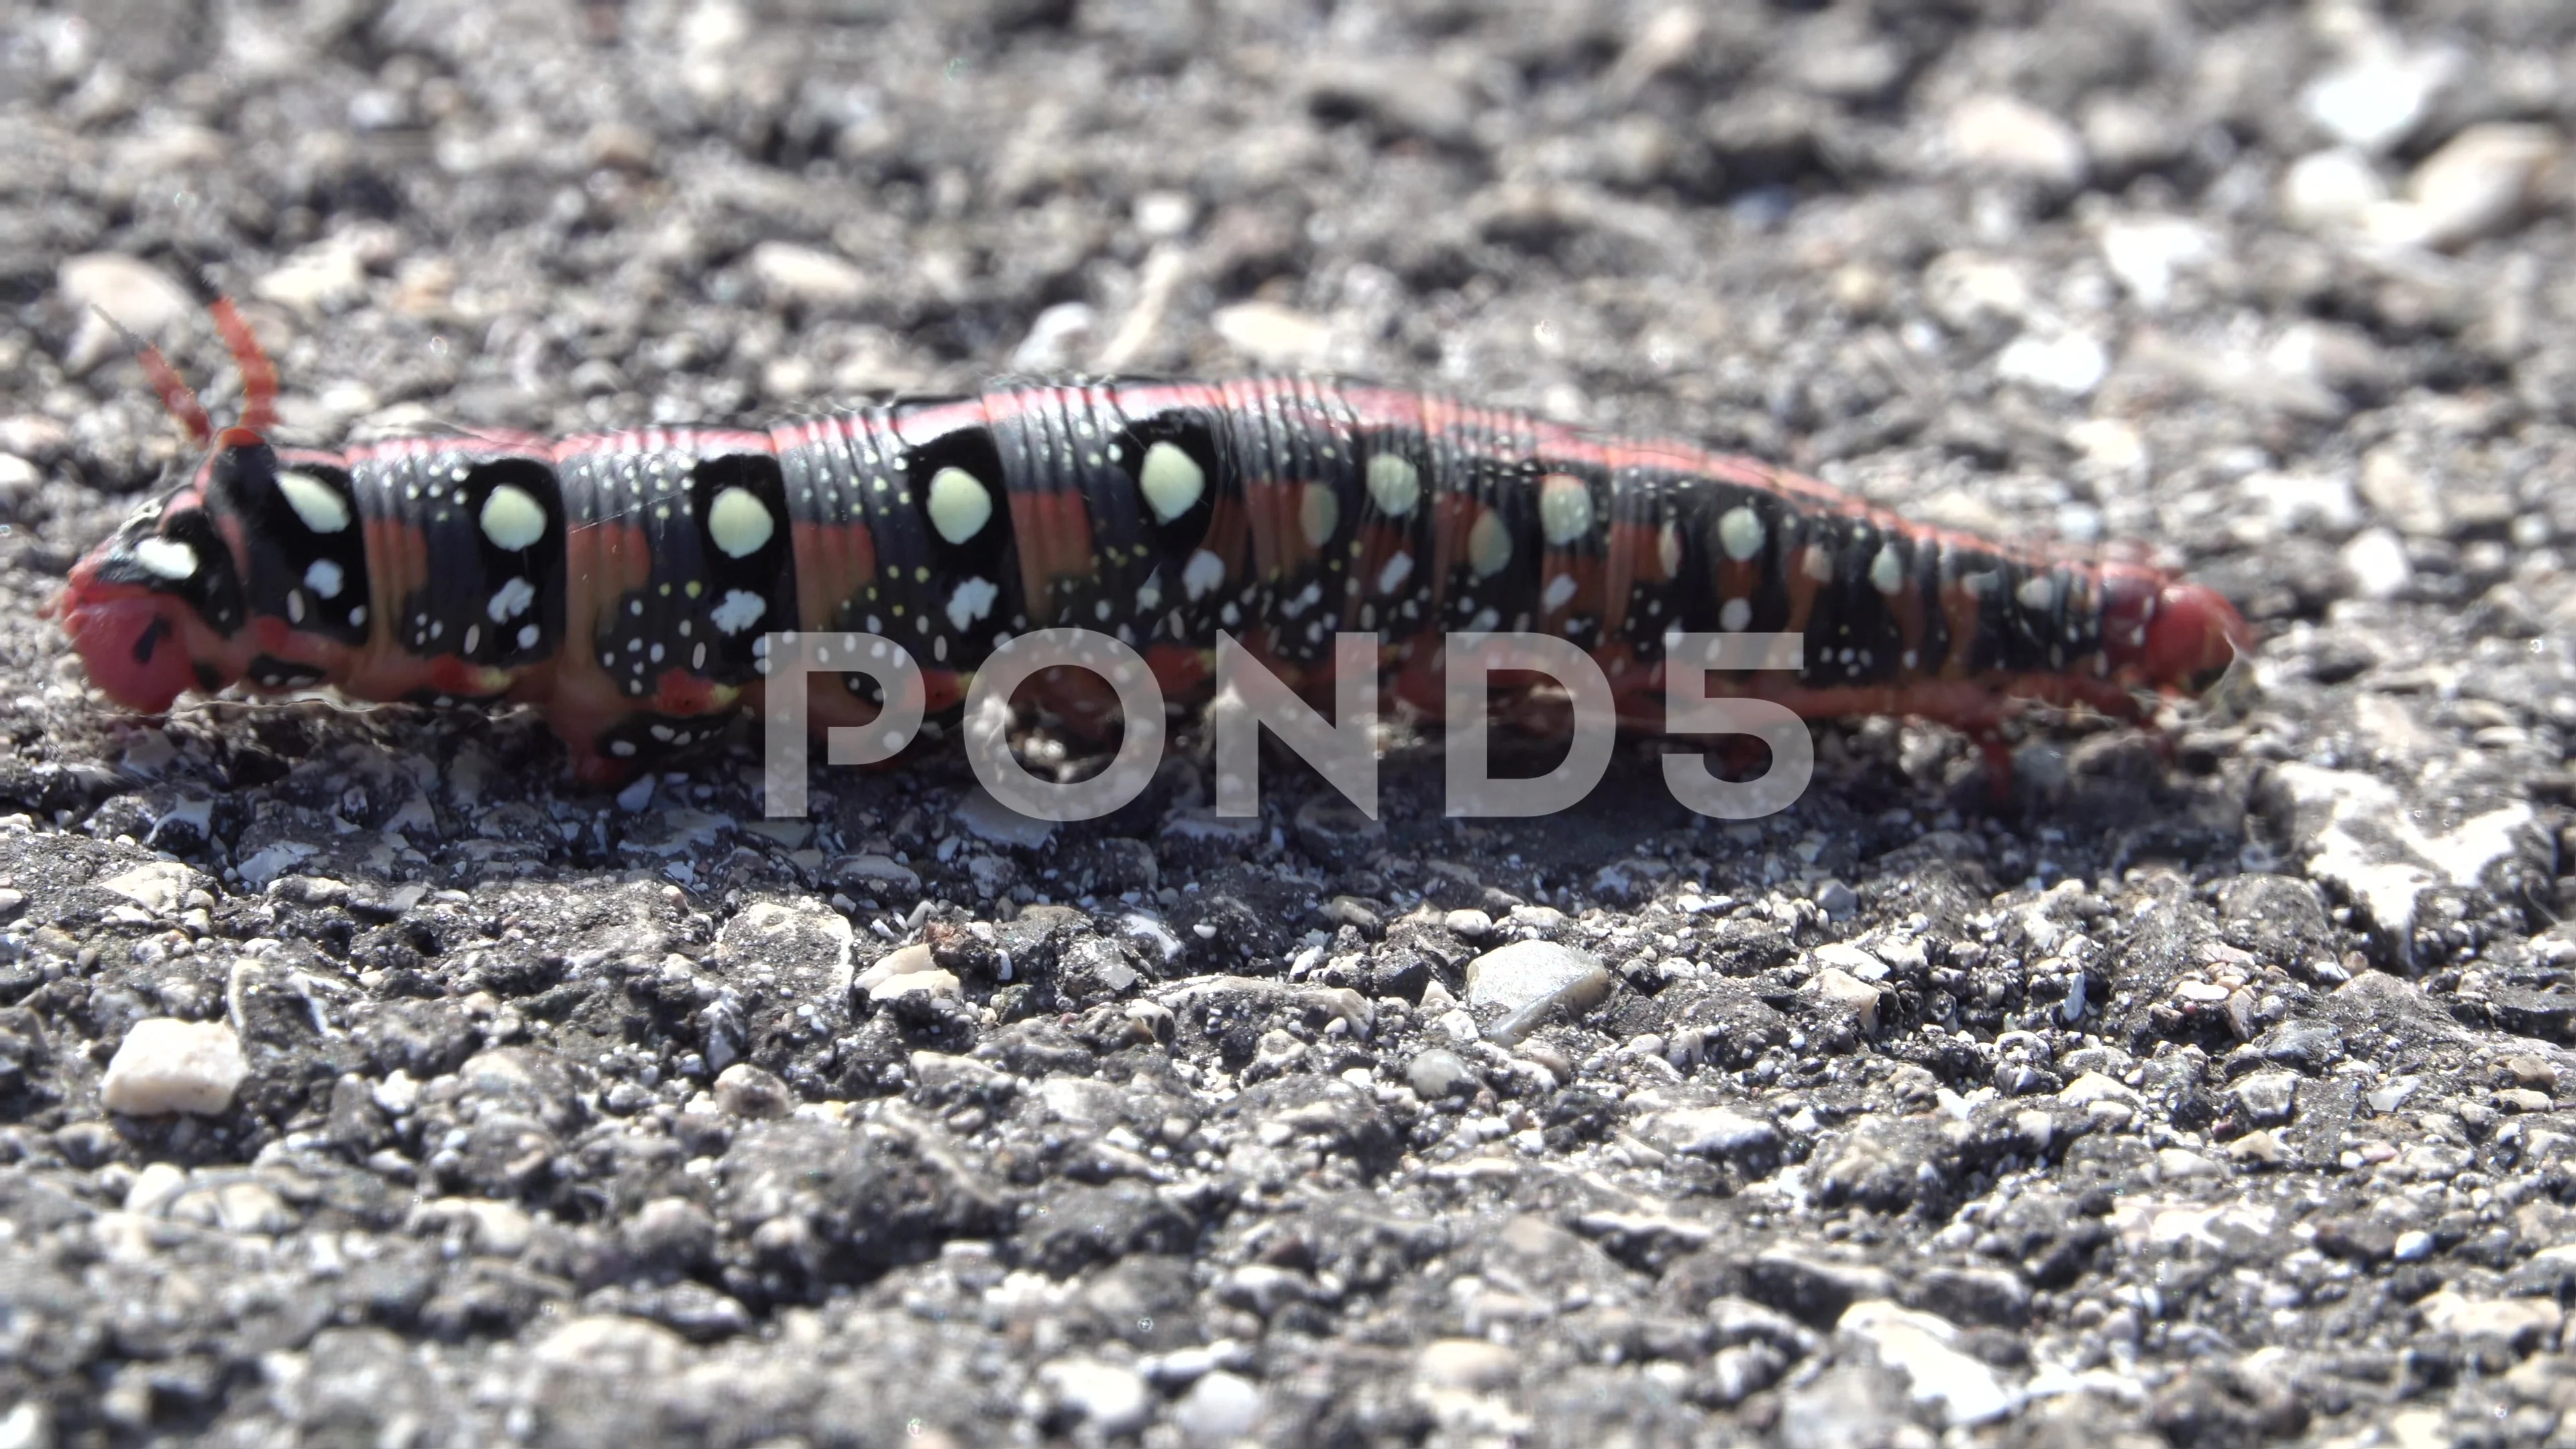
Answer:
[
  {"left": 1996, "top": 331, "right": 2108, "bottom": 396},
  {"left": 2301, "top": 44, "right": 2457, "bottom": 154},
  {"left": 1039, "top": 1357, "right": 1155, "bottom": 1437},
  {"left": 748, "top": 241, "right": 868, "bottom": 306},
  {"left": 1947, "top": 94, "right": 2086, "bottom": 188},
  {"left": 1806, "top": 967, "right": 1886, "bottom": 1034},
  {"left": 2339, "top": 527, "right": 2412, "bottom": 600},
  {"left": 1212, "top": 301, "right": 1332, "bottom": 367},
  {"left": 101, "top": 1018, "right": 250, "bottom": 1116},
  {"left": 99, "top": 861, "right": 205, "bottom": 915},
  {"left": 1464, "top": 940, "right": 1609, "bottom": 1044},
  {"left": 1648, "top": 1106, "right": 1779, "bottom": 1161},
  {"left": 1174, "top": 1369, "right": 1263, "bottom": 1445},
  {"left": 2098, "top": 216, "right": 2214, "bottom": 311},
  {"left": 2280, "top": 148, "right": 2390, "bottom": 230},
  {"left": 2371, "top": 123, "right": 2564, "bottom": 251},
  {"left": 1837, "top": 1300, "right": 2016, "bottom": 1426}
]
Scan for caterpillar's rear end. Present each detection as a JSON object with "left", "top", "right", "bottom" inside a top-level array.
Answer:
[{"left": 60, "top": 329, "right": 2251, "bottom": 792}]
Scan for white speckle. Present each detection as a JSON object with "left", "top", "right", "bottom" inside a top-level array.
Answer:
[
  {"left": 1138, "top": 441, "right": 1205, "bottom": 523},
  {"left": 1183, "top": 549, "right": 1227, "bottom": 601},
  {"left": 519, "top": 624, "right": 541, "bottom": 649},
  {"left": 1366, "top": 453, "right": 1421, "bottom": 516},
  {"left": 706, "top": 486, "right": 776, "bottom": 558},
  {"left": 276, "top": 470, "right": 352, "bottom": 534},
  {"left": 486, "top": 576, "right": 536, "bottom": 622},
  {"left": 608, "top": 739, "right": 637, "bottom": 757},
  {"left": 1718, "top": 506, "right": 1764, "bottom": 561},
  {"left": 925, "top": 466, "right": 992, "bottom": 545},
  {"left": 303, "top": 559, "right": 344, "bottom": 599},
  {"left": 1299, "top": 483, "right": 1340, "bottom": 549},
  {"left": 1542, "top": 572, "right": 1578, "bottom": 611},
  {"left": 1802, "top": 545, "right": 1835, "bottom": 583},
  {"left": 133, "top": 537, "right": 197, "bottom": 580},
  {"left": 479, "top": 484, "right": 547, "bottom": 551},
  {"left": 286, "top": 589, "right": 307, "bottom": 625},
  {"left": 947, "top": 576, "right": 999, "bottom": 633},
  {"left": 1538, "top": 474, "right": 1593, "bottom": 545},
  {"left": 1468, "top": 607, "right": 1499, "bottom": 632},
  {"left": 1657, "top": 523, "right": 1682, "bottom": 576},
  {"left": 1376, "top": 551, "right": 1414, "bottom": 595},
  {"left": 2016, "top": 574, "right": 2057, "bottom": 610},
  {"left": 1720, "top": 598, "right": 1752, "bottom": 632},
  {"left": 711, "top": 589, "right": 767, "bottom": 633},
  {"left": 464, "top": 624, "right": 482, "bottom": 653}
]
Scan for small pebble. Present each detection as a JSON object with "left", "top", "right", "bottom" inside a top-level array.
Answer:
[
  {"left": 1415, "top": 1338, "right": 1518, "bottom": 1392},
  {"left": 747, "top": 241, "right": 869, "bottom": 307},
  {"left": 712, "top": 1063, "right": 792, "bottom": 1120},
  {"left": 1173, "top": 1370, "right": 1261, "bottom": 1445},
  {"left": 101, "top": 1018, "right": 250, "bottom": 1116},
  {"left": 1463, "top": 940, "right": 1610, "bottom": 1045},
  {"left": 2341, "top": 528, "right": 2412, "bottom": 599},
  {"left": 1406, "top": 1048, "right": 1477, "bottom": 1100},
  {"left": 1038, "top": 1358, "right": 1154, "bottom": 1438},
  {"left": 2392, "top": 1230, "right": 2435, "bottom": 1262},
  {"left": 2371, "top": 122, "right": 2564, "bottom": 250},
  {"left": 1946, "top": 93, "right": 2086, "bottom": 188},
  {"left": 1443, "top": 908, "right": 1493, "bottom": 940}
]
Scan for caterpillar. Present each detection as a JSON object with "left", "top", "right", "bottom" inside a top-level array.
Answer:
[{"left": 58, "top": 303, "right": 2249, "bottom": 793}]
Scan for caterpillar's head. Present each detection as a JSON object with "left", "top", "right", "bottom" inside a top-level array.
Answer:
[
  {"left": 2100, "top": 568, "right": 2252, "bottom": 699},
  {"left": 2140, "top": 580, "right": 2251, "bottom": 696},
  {"left": 58, "top": 445, "right": 256, "bottom": 712},
  {"left": 58, "top": 295, "right": 280, "bottom": 713}
]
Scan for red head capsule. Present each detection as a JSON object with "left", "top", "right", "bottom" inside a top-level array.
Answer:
[
  {"left": 2098, "top": 566, "right": 2249, "bottom": 696},
  {"left": 2140, "top": 580, "right": 2251, "bottom": 695}
]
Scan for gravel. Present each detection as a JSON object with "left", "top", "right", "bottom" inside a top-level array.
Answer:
[{"left": 3, "top": 0, "right": 2575, "bottom": 1444}]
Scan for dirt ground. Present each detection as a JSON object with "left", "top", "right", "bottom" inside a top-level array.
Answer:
[{"left": 2, "top": 0, "right": 2575, "bottom": 1444}]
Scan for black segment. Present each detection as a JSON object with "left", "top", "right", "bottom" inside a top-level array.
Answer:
[{"left": 213, "top": 444, "right": 370, "bottom": 644}]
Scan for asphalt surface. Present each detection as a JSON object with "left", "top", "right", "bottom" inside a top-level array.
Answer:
[{"left": 1, "top": 0, "right": 2574, "bottom": 1445}]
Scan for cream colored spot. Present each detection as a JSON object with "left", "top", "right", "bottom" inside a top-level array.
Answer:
[
  {"left": 1138, "top": 441, "right": 1204, "bottom": 524},
  {"left": 1802, "top": 545, "right": 1835, "bottom": 582},
  {"left": 1299, "top": 483, "right": 1340, "bottom": 549},
  {"left": 1869, "top": 543, "right": 1904, "bottom": 594},
  {"left": 2017, "top": 574, "right": 2058, "bottom": 610},
  {"left": 1542, "top": 572, "right": 1578, "bottom": 611},
  {"left": 707, "top": 486, "right": 775, "bottom": 559},
  {"left": 1719, "top": 597, "right": 1752, "bottom": 632},
  {"left": 1657, "top": 523, "right": 1682, "bottom": 577},
  {"left": 133, "top": 537, "right": 197, "bottom": 580},
  {"left": 925, "top": 466, "right": 993, "bottom": 545},
  {"left": 1366, "top": 453, "right": 1421, "bottom": 517},
  {"left": 479, "top": 484, "right": 547, "bottom": 551},
  {"left": 1467, "top": 511, "right": 1512, "bottom": 578},
  {"left": 277, "top": 470, "right": 352, "bottom": 534},
  {"left": 1718, "top": 506, "right": 1765, "bottom": 561},
  {"left": 1538, "top": 474, "right": 1593, "bottom": 546}
]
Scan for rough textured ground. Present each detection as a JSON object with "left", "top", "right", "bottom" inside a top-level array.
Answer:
[{"left": 2, "top": 0, "right": 2575, "bottom": 1444}]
